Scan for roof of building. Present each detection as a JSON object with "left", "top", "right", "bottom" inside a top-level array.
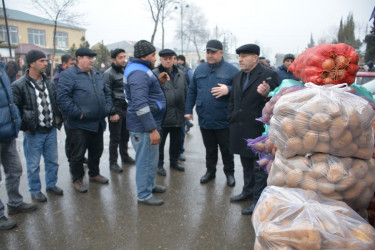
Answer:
[
  {"left": 15, "top": 43, "right": 51, "bottom": 56},
  {"left": 0, "top": 8, "right": 85, "bottom": 31},
  {"left": 106, "top": 40, "right": 137, "bottom": 53}
]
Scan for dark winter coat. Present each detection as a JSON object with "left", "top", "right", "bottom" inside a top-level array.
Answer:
[
  {"left": 11, "top": 70, "right": 63, "bottom": 134},
  {"left": 5, "top": 61, "right": 18, "bottom": 78},
  {"left": 57, "top": 64, "right": 112, "bottom": 133},
  {"left": 153, "top": 64, "right": 187, "bottom": 127},
  {"left": 228, "top": 63, "right": 279, "bottom": 158},
  {"left": 123, "top": 57, "right": 166, "bottom": 132},
  {"left": 0, "top": 62, "right": 21, "bottom": 142},
  {"left": 53, "top": 64, "right": 64, "bottom": 88},
  {"left": 185, "top": 58, "right": 238, "bottom": 129},
  {"left": 103, "top": 63, "right": 128, "bottom": 114},
  {"left": 275, "top": 64, "right": 298, "bottom": 84}
]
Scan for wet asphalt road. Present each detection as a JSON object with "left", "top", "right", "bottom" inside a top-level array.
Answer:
[{"left": 0, "top": 122, "right": 255, "bottom": 249}]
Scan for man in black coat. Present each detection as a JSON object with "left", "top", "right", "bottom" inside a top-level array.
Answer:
[{"left": 228, "top": 44, "right": 279, "bottom": 215}]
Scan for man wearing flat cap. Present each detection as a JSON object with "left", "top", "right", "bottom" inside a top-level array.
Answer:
[
  {"left": 185, "top": 39, "right": 238, "bottom": 187},
  {"left": 153, "top": 49, "right": 188, "bottom": 176},
  {"left": 103, "top": 48, "right": 135, "bottom": 174},
  {"left": 57, "top": 47, "right": 112, "bottom": 193},
  {"left": 228, "top": 44, "right": 279, "bottom": 215},
  {"left": 12, "top": 50, "right": 63, "bottom": 202},
  {"left": 123, "top": 40, "right": 167, "bottom": 206}
]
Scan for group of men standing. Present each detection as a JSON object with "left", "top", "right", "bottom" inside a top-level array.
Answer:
[{"left": 1, "top": 37, "right": 291, "bottom": 230}]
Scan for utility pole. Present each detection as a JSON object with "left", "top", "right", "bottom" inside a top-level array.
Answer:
[{"left": 2, "top": 0, "right": 12, "bottom": 58}]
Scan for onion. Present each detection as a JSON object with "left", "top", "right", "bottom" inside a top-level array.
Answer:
[
  {"left": 335, "top": 55, "right": 349, "bottom": 70},
  {"left": 322, "top": 58, "right": 335, "bottom": 71},
  {"left": 322, "top": 77, "right": 333, "bottom": 85},
  {"left": 347, "top": 63, "right": 358, "bottom": 75}
]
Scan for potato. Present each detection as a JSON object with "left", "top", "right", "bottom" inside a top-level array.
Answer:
[
  {"left": 356, "top": 187, "right": 374, "bottom": 209},
  {"left": 326, "top": 162, "right": 345, "bottom": 183},
  {"left": 310, "top": 162, "right": 328, "bottom": 178},
  {"left": 324, "top": 192, "right": 343, "bottom": 201},
  {"left": 351, "top": 127, "right": 362, "bottom": 138},
  {"left": 264, "top": 139, "right": 274, "bottom": 154},
  {"left": 253, "top": 142, "right": 265, "bottom": 152},
  {"left": 303, "top": 131, "right": 319, "bottom": 150},
  {"left": 348, "top": 110, "right": 360, "bottom": 130},
  {"left": 325, "top": 103, "right": 341, "bottom": 117},
  {"left": 329, "top": 116, "right": 348, "bottom": 139},
  {"left": 300, "top": 173, "right": 318, "bottom": 192},
  {"left": 269, "top": 171, "right": 286, "bottom": 186},
  {"left": 334, "top": 142, "right": 358, "bottom": 157},
  {"left": 351, "top": 159, "right": 369, "bottom": 179},
  {"left": 358, "top": 104, "right": 374, "bottom": 126},
  {"left": 310, "top": 153, "right": 328, "bottom": 163},
  {"left": 294, "top": 112, "right": 309, "bottom": 136},
  {"left": 314, "top": 142, "right": 330, "bottom": 153},
  {"left": 303, "top": 99, "right": 325, "bottom": 115},
  {"left": 285, "top": 137, "right": 303, "bottom": 153},
  {"left": 355, "top": 147, "right": 372, "bottom": 160},
  {"left": 330, "top": 130, "right": 352, "bottom": 149},
  {"left": 258, "top": 158, "right": 269, "bottom": 167},
  {"left": 318, "top": 131, "right": 330, "bottom": 142},
  {"left": 310, "top": 113, "right": 331, "bottom": 131},
  {"left": 343, "top": 180, "right": 366, "bottom": 200},
  {"left": 286, "top": 169, "right": 303, "bottom": 187},
  {"left": 335, "top": 175, "right": 356, "bottom": 192},
  {"left": 317, "top": 178, "right": 335, "bottom": 194},
  {"left": 280, "top": 117, "right": 296, "bottom": 137},
  {"left": 276, "top": 102, "right": 295, "bottom": 116},
  {"left": 355, "top": 133, "right": 371, "bottom": 148}
]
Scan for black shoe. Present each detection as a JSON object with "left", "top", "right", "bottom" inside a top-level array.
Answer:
[
  {"left": 152, "top": 185, "right": 166, "bottom": 193},
  {"left": 226, "top": 175, "right": 235, "bottom": 187},
  {"left": 110, "top": 163, "right": 123, "bottom": 173},
  {"left": 242, "top": 203, "right": 256, "bottom": 215},
  {"left": 138, "top": 196, "right": 164, "bottom": 206},
  {"left": 7, "top": 202, "right": 37, "bottom": 215},
  {"left": 0, "top": 216, "right": 17, "bottom": 230},
  {"left": 31, "top": 192, "right": 47, "bottom": 202},
  {"left": 200, "top": 172, "right": 216, "bottom": 184},
  {"left": 170, "top": 163, "right": 185, "bottom": 172},
  {"left": 178, "top": 154, "right": 186, "bottom": 162},
  {"left": 122, "top": 156, "right": 135, "bottom": 164},
  {"left": 230, "top": 193, "right": 252, "bottom": 202},
  {"left": 46, "top": 186, "right": 64, "bottom": 196},
  {"left": 89, "top": 175, "right": 109, "bottom": 184},
  {"left": 157, "top": 166, "right": 166, "bottom": 176}
]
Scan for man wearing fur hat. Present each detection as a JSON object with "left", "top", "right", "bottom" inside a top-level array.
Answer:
[
  {"left": 124, "top": 40, "right": 167, "bottom": 206},
  {"left": 228, "top": 44, "right": 279, "bottom": 215},
  {"left": 103, "top": 49, "right": 135, "bottom": 174},
  {"left": 12, "top": 50, "right": 63, "bottom": 202}
]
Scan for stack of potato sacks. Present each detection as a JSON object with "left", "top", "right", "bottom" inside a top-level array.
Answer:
[{"left": 267, "top": 83, "right": 375, "bottom": 214}]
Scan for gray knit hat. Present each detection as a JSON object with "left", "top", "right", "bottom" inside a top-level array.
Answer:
[{"left": 134, "top": 40, "right": 156, "bottom": 58}]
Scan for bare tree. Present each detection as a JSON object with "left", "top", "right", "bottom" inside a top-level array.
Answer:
[
  {"left": 175, "top": 4, "right": 209, "bottom": 61},
  {"left": 31, "top": 0, "right": 82, "bottom": 78},
  {"left": 147, "top": 0, "right": 175, "bottom": 45},
  {"left": 160, "top": 2, "right": 176, "bottom": 49}
]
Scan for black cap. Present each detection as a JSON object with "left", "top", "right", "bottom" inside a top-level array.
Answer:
[
  {"left": 236, "top": 44, "right": 260, "bottom": 55},
  {"left": 26, "top": 50, "right": 46, "bottom": 65},
  {"left": 283, "top": 54, "right": 295, "bottom": 62},
  {"left": 75, "top": 48, "right": 97, "bottom": 57},
  {"left": 259, "top": 56, "right": 266, "bottom": 60},
  {"left": 177, "top": 55, "right": 186, "bottom": 62},
  {"left": 111, "top": 48, "right": 125, "bottom": 59},
  {"left": 159, "top": 49, "right": 176, "bottom": 57},
  {"left": 206, "top": 40, "right": 223, "bottom": 51},
  {"left": 134, "top": 40, "right": 156, "bottom": 58}
]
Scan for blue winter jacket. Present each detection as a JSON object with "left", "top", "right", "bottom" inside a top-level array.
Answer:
[
  {"left": 57, "top": 64, "right": 112, "bottom": 132},
  {"left": 185, "top": 58, "right": 238, "bottom": 129},
  {"left": 275, "top": 64, "right": 298, "bottom": 84},
  {"left": 0, "top": 62, "right": 21, "bottom": 142},
  {"left": 124, "top": 57, "right": 166, "bottom": 132}
]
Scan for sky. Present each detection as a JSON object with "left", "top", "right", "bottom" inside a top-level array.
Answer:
[{"left": 5, "top": 0, "right": 375, "bottom": 63}]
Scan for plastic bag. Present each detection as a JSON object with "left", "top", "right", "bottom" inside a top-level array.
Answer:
[
  {"left": 253, "top": 186, "right": 375, "bottom": 250},
  {"left": 268, "top": 151, "right": 375, "bottom": 211},
  {"left": 269, "top": 83, "right": 374, "bottom": 159},
  {"left": 288, "top": 43, "right": 359, "bottom": 85}
]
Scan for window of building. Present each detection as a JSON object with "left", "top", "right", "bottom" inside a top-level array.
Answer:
[
  {"left": 28, "top": 28, "right": 46, "bottom": 46},
  {"left": 0, "top": 25, "right": 19, "bottom": 44},
  {"left": 55, "top": 31, "right": 68, "bottom": 48}
]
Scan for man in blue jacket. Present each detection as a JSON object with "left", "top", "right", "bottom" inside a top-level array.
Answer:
[
  {"left": 57, "top": 48, "right": 112, "bottom": 193},
  {"left": 275, "top": 54, "right": 298, "bottom": 84},
  {"left": 124, "top": 40, "right": 167, "bottom": 206},
  {"left": 185, "top": 40, "right": 238, "bottom": 187},
  {"left": 0, "top": 62, "right": 37, "bottom": 230}
]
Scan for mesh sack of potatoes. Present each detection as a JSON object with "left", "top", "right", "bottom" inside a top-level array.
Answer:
[
  {"left": 267, "top": 152, "right": 375, "bottom": 211},
  {"left": 252, "top": 186, "right": 375, "bottom": 250},
  {"left": 269, "top": 83, "right": 374, "bottom": 159}
]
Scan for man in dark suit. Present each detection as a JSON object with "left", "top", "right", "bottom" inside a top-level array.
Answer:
[{"left": 228, "top": 44, "right": 279, "bottom": 215}]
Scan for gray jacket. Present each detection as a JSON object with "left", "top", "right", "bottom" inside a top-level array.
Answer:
[{"left": 153, "top": 65, "right": 187, "bottom": 127}]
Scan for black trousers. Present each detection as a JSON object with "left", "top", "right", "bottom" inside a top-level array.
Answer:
[
  {"left": 240, "top": 156, "right": 268, "bottom": 202},
  {"left": 69, "top": 127, "right": 104, "bottom": 182},
  {"left": 200, "top": 128, "right": 234, "bottom": 175},
  {"left": 64, "top": 123, "right": 72, "bottom": 162},
  {"left": 108, "top": 109, "right": 130, "bottom": 164},
  {"left": 159, "top": 127, "right": 183, "bottom": 166}
]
